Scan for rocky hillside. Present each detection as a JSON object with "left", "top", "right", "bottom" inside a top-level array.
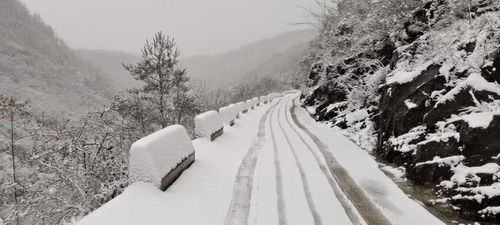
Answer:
[
  {"left": 0, "top": 0, "right": 115, "bottom": 117},
  {"left": 300, "top": 0, "right": 500, "bottom": 222}
]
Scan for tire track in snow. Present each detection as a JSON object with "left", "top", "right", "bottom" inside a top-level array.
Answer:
[
  {"left": 282, "top": 98, "right": 364, "bottom": 225},
  {"left": 275, "top": 96, "right": 323, "bottom": 225},
  {"left": 269, "top": 98, "right": 288, "bottom": 225},
  {"left": 288, "top": 97, "right": 392, "bottom": 225},
  {"left": 224, "top": 98, "right": 281, "bottom": 225}
]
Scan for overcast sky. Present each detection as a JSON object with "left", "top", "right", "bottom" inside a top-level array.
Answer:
[{"left": 21, "top": 0, "right": 313, "bottom": 57}]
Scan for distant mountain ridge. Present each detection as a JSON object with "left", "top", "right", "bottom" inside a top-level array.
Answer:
[
  {"left": 0, "top": 0, "right": 116, "bottom": 117},
  {"left": 77, "top": 30, "right": 315, "bottom": 90},
  {"left": 180, "top": 30, "right": 315, "bottom": 86}
]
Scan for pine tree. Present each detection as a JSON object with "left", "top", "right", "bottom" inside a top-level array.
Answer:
[
  {"left": 172, "top": 68, "right": 201, "bottom": 124},
  {"left": 123, "top": 31, "right": 184, "bottom": 128}
]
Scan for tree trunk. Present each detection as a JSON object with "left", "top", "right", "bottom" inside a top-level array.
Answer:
[{"left": 10, "top": 110, "right": 19, "bottom": 225}]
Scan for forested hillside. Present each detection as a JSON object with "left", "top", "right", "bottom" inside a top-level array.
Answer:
[
  {"left": 299, "top": 0, "right": 500, "bottom": 222},
  {"left": 180, "top": 30, "right": 314, "bottom": 86},
  {"left": 75, "top": 49, "right": 141, "bottom": 91},
  {"left": 0, "top": 0, "right": 115, "bottom": 117}
]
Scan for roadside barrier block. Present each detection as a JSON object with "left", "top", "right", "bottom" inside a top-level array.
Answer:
[
  {"left": 195, "top": 110, "right": 224, "bottom": 141},
  {"left": 129, "top": 125, "right": 195, "bottom": 191}
]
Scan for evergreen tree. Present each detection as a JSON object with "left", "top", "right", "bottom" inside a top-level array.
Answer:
[{"left": 123, "top": 31, "right": 184, "bottom": 128}]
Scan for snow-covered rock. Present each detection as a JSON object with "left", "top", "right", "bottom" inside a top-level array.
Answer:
[{"left": 129, "top": 125, "right": 195, "bottom": 190}]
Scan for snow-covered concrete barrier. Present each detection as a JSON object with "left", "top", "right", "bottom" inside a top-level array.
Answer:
[
  {"left": 219, "top": 105, "right": 236, "bottom": 126},
  {"left": 244, "top": 100, "right": 252, "bottom": 112},
  {"left": 260, "top": 95, "right": 268, "bottom": 104},
  {"left": 235, "top": 102, "right": 245, "bottom": 117},
  {"left": 129, "top": 125, "right": 195, "bottom": 191},
  {"left": 252, "top": 97, "right": 259, "bottom": 108},
  {"left": 195, "top": 110, "right": 224, "bottom": 141}
]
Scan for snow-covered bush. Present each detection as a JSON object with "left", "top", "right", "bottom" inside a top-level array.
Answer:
[
  {"left": 129, "top": 125, "right": 195, "bottom": 190},
  {"left": 194, "top": 110, "right": 223, "bottom": 139}
]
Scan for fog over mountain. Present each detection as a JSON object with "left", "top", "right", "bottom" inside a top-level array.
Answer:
[
  {"left": 180, "top": 30, "right": 315, "bottom": 86},
  {"left": 75, "top": 49, "right": 141, "bottom": 90},
  {"left": 77, "top": 30, "right": 315, "bottom": 90}
]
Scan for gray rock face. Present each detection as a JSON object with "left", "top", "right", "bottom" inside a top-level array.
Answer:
[{"left": 301, "top": 0, "right": 500, "bottom": 221}]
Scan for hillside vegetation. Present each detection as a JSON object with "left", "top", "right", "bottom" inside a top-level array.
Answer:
[
  {"left": 180, "top": 30, "right": 315, "bottom": 86},
  {"left": 299, "top": 0, "right": 500, "bottom": 222},
  {"left": 0, "top": 0, "right": 115, "bottom": 117}
]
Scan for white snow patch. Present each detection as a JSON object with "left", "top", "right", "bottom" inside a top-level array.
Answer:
[
  {"left": 404, "top": 99, "right": 418, "bottom": 109},
  {"left": 325, "top": 101, "right": 348, "bottom": 113},
  {"left": 388, "top": 126, "right": 426, "bottom": 153},
  {"left": 129, "top": 125, "right": 195, "bottom": 188},
  {"left": 416, "top": 155, "right": 465, "bottom": 167},
  {"left": 479, "top": 206, "right": 500, "bottom": 215},
  {"left": 345, "top": 109, "right": 369, "bottom": 126},
  {"left": 380, "top": 165, "right": 406, "bottom": 179},
  {"left": 386, "top": 61, "right": 434, "bottom": 84},
  {"left": 451, "top": 163, "right": 500, "bottom": 186},
  {"left": 437, "top": 73, "right": 500, "bottom": 105},
  {"left": 448, "top": 112, "right": 496, "bottom": 128}
]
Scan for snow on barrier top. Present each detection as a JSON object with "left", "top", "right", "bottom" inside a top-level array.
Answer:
[
  {"left": 235, "top": 102, "right": 245, "bottom": 114},
  {"left": 129, "top": 125, "right": 195, "bottom": 189},
  {"left": 245, "top": 99, "right": 253, "bottom": 110},
  {"left": 252, "top": 97, "right": 259, "bottom": 107},
  {"left": 260, "top": 96, "right": 268, "bottom": 104},
  {"left": 195, "top": 110, "right": 223, "bottom": 138},
  {"left": 228, "top": 104, "right": 238, "bottom": 120},
  {"left": 219, "top": 105, "right": 237, "bottom": 125}
]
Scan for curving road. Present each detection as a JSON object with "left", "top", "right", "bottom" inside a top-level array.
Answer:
[
  {"left": 80, "top": 93, "right": 444, "bottom": 225},
  {"left": 225, "top": 94, "right": 390, "bottom": 225}
]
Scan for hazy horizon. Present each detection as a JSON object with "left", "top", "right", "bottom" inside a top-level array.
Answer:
[{"left": 21, "top": 0, "right": 314, "bottom": 57}]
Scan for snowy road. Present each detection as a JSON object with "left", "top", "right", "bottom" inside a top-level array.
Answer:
[{"left": 79, "top": 94, "right": 444, "bottom": 225}]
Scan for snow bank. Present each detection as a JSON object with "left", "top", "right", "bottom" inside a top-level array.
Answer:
[
  {"left": 195, "top": 111, "right": 223, "bottom": 138},
  {"left": 129, "top": 125, "right": 195, "bottom": 190}
]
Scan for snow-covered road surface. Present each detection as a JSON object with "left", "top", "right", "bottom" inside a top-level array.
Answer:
[{"left": 79, "top": 94, "right": 444, "bottom": 225}]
